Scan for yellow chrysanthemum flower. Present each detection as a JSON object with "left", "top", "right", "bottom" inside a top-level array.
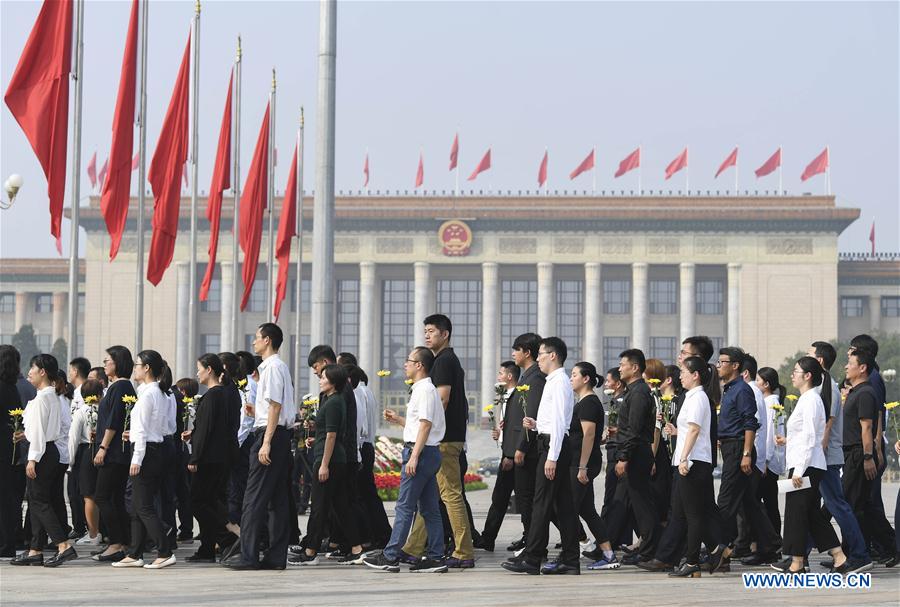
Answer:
[
  {"left": 83, "top": 395, "right": 98, "bottom": 404},
  {"left": 770, "top": 404, "right": 784, "bottom": 411},
  {"left": 9, "top": 408, "right": 25, "bottom": 417},
  {"left": 404, "top": 379, "right": 414, "bottom": 386},
  {"left": 516, "top": 385, "right": 530, "bottom": 392},
  {"left": 885, "top": 401, "right": 899, "bottom": 410},
  {"left": 376, "top": 370, "right": 391, "bottom": 377},
  {"left": 483, "top": 404, "right": 494, "bottom": 413},
  {"left": 647, "top": 379, "right": 662, "bottom": 385},
  {"left": 786, "top": 394, "right": 798, "bottom": 402}
]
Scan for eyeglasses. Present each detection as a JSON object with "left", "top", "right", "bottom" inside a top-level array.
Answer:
[
  {"left": 679, "top": 348, "right": 695, "bottom": 357},
  {"left": 715, "top": 359, "right": 736, "bottom": 367},
  {"left": 405, "top": 358, "right": 421, "bottom": 365},
  {"left": 537, "top": 350, "right": 549, "bottom": 358}
]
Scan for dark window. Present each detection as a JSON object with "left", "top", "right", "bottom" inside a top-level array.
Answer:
[
  {"left": 200, "top": 278, "right": 221, "bottom": 312},
  {"left": 557, "top": 280, "right": 583, "bottom": 362},
  {"left": 290, "top": 277, "right": 311, "bottom": 313},
  {"left": 501, "top": 280, "right": 537, "bottom": 354},
  {"left": 0, "top": 293, "right": 15, "bottom": 313},
  {"left": 381, "top": 280, "right": 415, "bottom": 393},
  {"left": 649, "top": 337, "right": 677, "bottom": 362},
  {"left": 437, "top": 279, "right": 482, "bottom": 391},
  {"left": 696, "top": 280, "right": 724, "bottom": 315},
  {"left": 248, "top": 279, "right": 266, "bottom": 313},
  {"left": 336, "top": 279, "right": 360, "bottom": 355},
  {"left": 287, "top": 334, "right": 312, "bottom": 395},
  {"left": 881, "top": 296, "right": 900, "bottom": 318},
  {"left": 35, "top": 293, "right": 52, "bottom": 314},
  {"left": 840, "top": 297, "right": 864, "bottom": 318},
  {"left": 603, "top": 280, "right": 630, "bottom": 315},
  {"left": 603, "top": 337, "right": 629, "bottom": 372},
  {"left": 649, "top": 280, "right": 677, "bottom": 315},
  {"left": 201, "top": 333, "right": 220, "bottom": 354}
]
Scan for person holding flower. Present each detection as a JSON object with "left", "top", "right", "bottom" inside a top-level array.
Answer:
[
  {"left": 644, "top": 358, "right": 672, "bottom": 526},
  {"left": 68, "top": 379, "right": 104, "bottom": 546},
  {"left": 0, "top": 345, "right": 23, "bottom": 558},
  {"left": 755, "top": 367, "right": 786, "bottom": 534}
]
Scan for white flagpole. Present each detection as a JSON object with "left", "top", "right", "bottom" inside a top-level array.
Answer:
[
  {"left": 187, "top": 0, "right": 201, "bottom": 365},
  {"left": 266, "top": 69, "right": 277, "bottom": 320},
  {"left": 67, "top": 0, "right": 84, "bottom": 361},
  {"left": 135, "top": 0, "right": 149, "bottom": 353},
  {"left": 230, "top": 36, "right": 241, "bottom": 351},
  {"left": 293, "top": 107, "right": 304, "bottom": 399}
]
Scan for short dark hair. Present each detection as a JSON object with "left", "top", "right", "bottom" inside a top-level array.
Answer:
[
  {"left": 68, "top": 357, "right": 91, "bottom": 380},
  {"left": 29, "top": 353, "right": 59, "bottom": 380},
  {"left": 424, "top": 314, "right": 452, "bottom": 339},
  {"left": 235, "top": 350, "right": 258, "bottom": 376},
  {"left": 176, "top": 377, "right": 199, "bottom": 398},
  {"left": 850, "top": 334, "right": 878, "bottom": 358},
  {"left": 217, "top": 352, "right": 241, "bottom": 384},
  {"left": 500, "top": 360, "right": 521, "bottom": 382},
  {"left": 849, "top": 349, "right": 875, "bottom": 376},
  {"left": 740, "top": 353, "right": 758, "bottom": 378},
  {"left": 540, "top": 337, "right": 567, "bottom": 364},
  {"left": 606, "top": 367, "right": 621, "bottom": 383},
  {"left": 79, "top": 378, "right": 104, "bottom": 403},
  {"left": 89, "top": 366, "right": 108, "bottom": 388},
  {"left": 258, "top": 323, "right": 284, "bottom": 350},
  {"left": 0, "top": 345, "right": 19, "bottom": 385},
  {"left": 106, "top": 345, "right": 133, "bottom": 378},
  {"left": 321, "top": 363, "right": 349, "bottom": 391},
  {"left": 512, "top": 332, "right": 541, "bottom": 361},
  {"left": 796, "top": 356, "right": 823, "bottom": 387},
  {"left": 337, "top": 352, "right": 358, "bottom": 366},
  {"left": 619, "top": 348, "right": 646, "bottom": 374},
  {"left": 811, "top": 341, "right": 837, "bottom": 370},
  {"left": 682, "top": 335, "right": 714, "bottom": 362},
  {"left": 718, "top": 347, "right": 745, "bottom": 368},
  {"left": 308, "top": 344, "right": 337, "bottom": 367},
  {"left": 411, "top": 346, "right": 435, "bottom": 373}
]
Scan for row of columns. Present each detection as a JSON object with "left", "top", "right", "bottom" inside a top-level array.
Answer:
[{"left": 11, "top": 292, "right": 70, "bottom": 345}]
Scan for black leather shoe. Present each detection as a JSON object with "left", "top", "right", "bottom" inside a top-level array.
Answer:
[
  {"left": 186, "top": 552, "right": 217, "bottom": 563},
  {"left": 707, "top": 545, "right": 730, "bottom": 573},
  {"left": 741, "top": 551, "right": 780, "bottom": 566},
  {"left": 473, "top": 536, "right": 495, "bottom": 552},
  {"left": 259, "top": 561, "right": 286, "bottom": 571},
  {"left": 669, "top": 563, "right": 701, "bottom": 578},
  {"left": 884, "top": 553, "right": 900, "bottom": 568},
  {"left": 220, "top": 540, "right": 241, "bottom": 563},
  {"left": 44, "top": 547, "right": 78, "bottom": 567},
  {"left": 541, "top": 560, "right": 580, "bottom": 575},
  {"left": 92, "top": 550, "right": 125, "bottom": 562},
  {"left": 622, "top": 552, "right": 647, "bottom": 566},
  {"left": 506, "top": 538, "right": 526, "bottom": 552},
  {"left": 730, "top": 546, "right": 752, "bottom": 559},
  {"left": 637, "top": 558, "right": 673, "bottom": 572},
  {"left": 11, "top": 552, "right": 43, "bottom": 566},
  {"left": 501, "top": 559, "right": 540, "bottom": 574},
  {"left": 224, "top": 560, "right": 260, "bottom": 570}
]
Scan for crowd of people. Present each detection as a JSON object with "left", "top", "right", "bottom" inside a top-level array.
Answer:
[{"left": 0, "top": 316, "right": 898, "bottom": 578}]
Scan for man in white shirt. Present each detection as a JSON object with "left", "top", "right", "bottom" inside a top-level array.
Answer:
[
  {"left": 364, "top": 347, "right": 447, "bottom": 573},
  {"left": 502, "top": 337, "right": 579, "bottom": 575},
  {"left": 229, "top": 323, "right": 296, "bottom": 571}
]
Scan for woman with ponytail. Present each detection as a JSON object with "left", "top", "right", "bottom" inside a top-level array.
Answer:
[
  {"left": 217, "top": 352, "right": 243, "bottom": 465},
  {"left": 112, "top": 350, "right": 175, "bottom": 569},
  {"left": 756, "top": 367, "right": 786, "bottom": 533}
]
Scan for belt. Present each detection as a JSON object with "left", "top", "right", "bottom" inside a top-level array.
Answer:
[
  {"left": 254, "top": 425, "right": 288, "bottom": 436},
  {"left": 719, "top": 436, "right": 744, "bottom": 442},
  {"left": 842, "top": 445, "right": 862, "bottom": 452}
]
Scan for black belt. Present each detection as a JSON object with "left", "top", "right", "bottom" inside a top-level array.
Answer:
[
  {"left": 253, "top": 426, "right": 288, "bottom": 436},
  {"left": 719, "top": 437, "right": 744, "bottom": 442}
]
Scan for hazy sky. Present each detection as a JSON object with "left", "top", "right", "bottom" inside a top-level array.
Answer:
[{"left": 1, "top": 0, "right": 898, "bottom": 258}]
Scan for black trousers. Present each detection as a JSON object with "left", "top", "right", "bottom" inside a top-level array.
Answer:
[
  {"left": 601, "top": 443, "right": 660, "bottom": 558},
  {"left": 27, "top": 443, "right": 67, "bottom": 549},
  {"left": 514, "top": 440, "right": 540, "bottom": 540},
  {"left": 68, "top": 444, "right": 88, "bottom": 534},
  {"left": 128, "top": 444, "right": 171, "bottom": 559},
  {"left": 654, "top": 468, "right": 685, "bottom": 563},
  {"left": 570, "top": 463, "right": 607, "bottom": 544},
  {"left": 191, "top": 461, "right": 232, "bottom": 557},
  {"left": 481, "top": 460, "right": 518, "bottom": 543},
  {"left": 841, "top": 445, "right": 895, "bottom": 549},
  {"left": 329, "top": 458, "right": 368, "bottom": 548},
  {"left": 306, "top": 462, "right": 361, "bottom": 552},
  {"left": 717, "top": 439, "right": 779, "bottom": 552},
  {"left": 674, "top": 461, "right": 721, "bottom": 564},
  {"left": 650, "top": 445, "right": 673, "bottom": 523},
  {"left": 157, "top": 436, "right": 177, "bottom": 538},
  {"left": 783, "top": 467, "right": 838, "bottom": 557},
  {"left": 95, "top": 460, "right": 130, "bottom": 546},
  {"left": 239, "top": 427, "right": 292, "bottom": 567},
  {"left": 228, "top": 437, "right": 252, "bottom": 525},
  {"left": 174, "top": 440, "right": 193, "bottom": 535},
  {"left": 0, "top": 453, "right": 19, "bottom": 556},
  {"left": 523, "top": 435, "right": 579, "bottom": 566},
  {"left": 759, "top": 468, "right": 782, "bottom": 535},
  {"left": 358, "top": 442, "right": 392, "bottom": 546}
]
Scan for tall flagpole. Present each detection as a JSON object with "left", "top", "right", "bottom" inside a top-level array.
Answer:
[
  {"left": 187, "top": 0, "right": 201, "bottom": 363},
  {"left": 67, "top": 0, "right": 84, "bottom": 361},
  {"left": 454, "top": 127, "right": 460, "bottom": 197},
  {"left": 230, "top": 36, "right": 242, "bottom": 351},
  {"left": 293, "top": 107, "right": 305, "bottom": 396},
  {"left": 135, "top": 0, "right": 149, "bottom": 353},
  {"left": 266, "top": 69, "right": 277, "bottom": 320}
]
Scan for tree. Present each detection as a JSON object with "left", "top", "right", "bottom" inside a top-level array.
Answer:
[
  {"left": 51, "top": 338, "right": 67, "bottom": 367},
  {"left": 11, "top": 324, "right": 39, "bottom": 374}
]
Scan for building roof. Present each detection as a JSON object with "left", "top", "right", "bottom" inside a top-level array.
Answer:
[
  {"left": 838, "top": 253, "right": 900, "bottom": 286},
  {"left": 0, "top": 258, "right": 86, "bottom": 281}
]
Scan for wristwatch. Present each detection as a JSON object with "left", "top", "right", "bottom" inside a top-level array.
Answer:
[
  {"left": 863, "top": 453, "right": 874, "bottom": 461},
  {"left": 742, "top": 450, "right": 751, "bottom": 457},
  {"left": 98, "top": 445, "right": 106, "bottom": 451}
]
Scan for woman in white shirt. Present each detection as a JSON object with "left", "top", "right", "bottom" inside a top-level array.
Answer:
[
  {"left": 113, "top": 350, "right": 175, "bottom": 570},
  {"left": 69, "top": 378, "right": 105, "bottom": 545},
  {"left": 756, "top": 367, "right": 786, "bottom": 534},
  {"left": 773, "top": 356, "right": 847, "bottom": 574}
]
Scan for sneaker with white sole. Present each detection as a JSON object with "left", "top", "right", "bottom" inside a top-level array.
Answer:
[
  {"left": 287, "top": 552, "right": 319, "bottom": 566},
  {"left": 587, "top": 555, "right": 621, "bottom": 570},
  {"left": 76, "top": 533, "right": 102, "bottom": 546},
  {"left": 338, "top": 551, "right": 365, "bottom": 565},
  {"left": 112, "top": 558, "right": 145, "bottom": 568}
]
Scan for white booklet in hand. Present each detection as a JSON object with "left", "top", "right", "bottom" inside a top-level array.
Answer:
[{"left": 778, "top": 477, "right": 811, "bottom": 493}]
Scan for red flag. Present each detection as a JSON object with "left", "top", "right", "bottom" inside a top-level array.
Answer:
[
  {"left": 801, "top": 147, "right": 829, "bottom": 181},
  {"left": 199, "top": 70, "right": 233, "bottom": 302},
  {"left": 146, "top": 31, "right": 191, "bottom": 286},
  {"left": 131, "top": 152, "right": 139, "bottom": 171},
  {"left": 4, "top": 0, "right": 73, "bottom": 254},
  {"left": 415, "top": 153, "right": 424, "bottom": 188},
  {"left": 239, "top": 104, "right": 270, "bottom": 311},
  {"left": 715, "top": 147, "right": 738, "bottom": 178},
  {"left": 869, "top": 221, "right": 875, "bottom": 255},
  {"left": 449, "top": 133, "right": 459, "bottom": 170},
  {"left": 537, "top": 150, "right": 548, "bottom": 187},
  {"left": 98, "top": 157, "right": 109, "bottom": 188},
  {"left": 87, "top": 152, "right": 97, "bottom": 190},
  {"left": 664, "top": 147, "right": 688, "bottom": 180},
  {"left": 467, "top": 148, "right": 491, "bottom": 181},
  {"left": 99, "top": 0, "right": 139, "bottom": 261},
  {"left": 569, "top": 149, "right": 595, "bottom": 180},
  {"left": 615, "top": 147, "right": 641, "bottom": 178},
  {"left": 274, "top": 144, "right": 299, "bottom": 321},
  {"left": 755, "top": 147, "right": 781, "bottom": 178},
  {"left": 363, "top": 153, "right": 369, "bottom": 187}
]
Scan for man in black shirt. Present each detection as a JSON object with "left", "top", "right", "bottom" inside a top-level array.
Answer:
[{"left": 402, "top": 314, "right": 475, "bottom": 567}]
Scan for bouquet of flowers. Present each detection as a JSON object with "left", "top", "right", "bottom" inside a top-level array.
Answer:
[
  {"left": 121, "top": 394, "right": 137, "bottom": 445},
  {"left": 236, "top": 378, "right": 249, "bottom": 402},
  {"left": 299, "top": 394, "right": 319, "bottom": 442},
  {"left": 376, "top": 370, "right": 391, "bottom": 378},
  {"left": 516, "top": 384, "right": 530, "bottom": 441},
  {"left": 84, "top": 395, "right": 99, "bottom": 453},
  {"left": 404, "top": 378, "right": 414, "bottom": 395},
  {"left": 9, "top": 408, "right": 24, "bottom": 464},
  {"left": 181, "top": 396, "right": 197, "bottom": 432},
  {"left": 886, "top": 401, "right": 899, "bottom": 445}
]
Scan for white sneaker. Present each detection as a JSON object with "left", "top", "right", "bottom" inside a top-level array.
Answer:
[
  {"left": 76, "top": 533, "right": 101, "bottom": 546},
  {"left": 143, "top": 555, "right": 176, "bottom": 569},
  {"left": 112, "top": 558, "right": 144, "bottom": 568},
  {"left": 580, "top": 539, "right": 596, "bottom": 553}
]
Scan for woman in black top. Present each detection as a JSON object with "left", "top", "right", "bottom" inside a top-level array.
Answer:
[
  {"left": 183, "top": 354, "right": 238, "bottom": 562},
  {"left": 0, "top": 345, "right": 23, "bottom": 558},
  {"left": 216, "top": 352, "right": 243, "bottom": 465},
  {"left": 91, "top": 345, "right": 136, "bottom": 562}
]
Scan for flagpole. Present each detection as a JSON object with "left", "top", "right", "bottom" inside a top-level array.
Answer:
[
  {"left": 545, "top": 147, "right": 549, "bottom": 195},
  {"left": 293, "top": 107, "right": 304, "bottom": 397},
  {"left": 135, "top": 0, "right": 149, "bottom": 353},
  {"left": 187, "top": 0, "right": 201, "bottom": 365},
  {"left": 266, "top": 68, "right": 276, "bottom": 320},
  {"left": 230, "top": 36, "right": 241, "bottom": 351},
  {"left": 66, "top": 0, "right": 84, "bottom": 360},
  {"left": 454, "top": 126, "right": 460, "bottom": 197}
]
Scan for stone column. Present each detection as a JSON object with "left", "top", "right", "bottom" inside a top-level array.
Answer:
[
  {"left": 480, "top": 263, "right": 500, "bottom": 419},
  {"left": 679, "top": 262, "right": 696, "bottom": 344},
  {"left": 176, "top": 262, "right": 190, "bottom": 379},
  {"left": 727, "top": 263, "right": 741, "bottom": 346},
  {"left": 359, "top": 262, "right": 377, "bottom": 380},
  {"left": 51, "top": 292, "right": 66, "bottom": 345},
  {"left": 537, "top": 262, "right": 556, "bottom": 337},
  {"left": 220, "top": 262, "right": 234, "bottom": 352},
  {"left": 14, "top": 292, "right": 27, "bottom": 333},
  {"left": 869, "top": 295, "right": 882, "bottom": 332},
  {"left": 584, "top": 263, "right": 602, "bottom": 365},
  {"left": 631, "top": 262, "right": 648, "bottom": 351},
  {"left": 414, "top": 262, "right": 432, "bottom": 332}
]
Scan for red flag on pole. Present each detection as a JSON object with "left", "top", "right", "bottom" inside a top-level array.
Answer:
[
  {"left": 239, "top": 104, "right": 270, "bottom": 310},
  {"left": 755, "top": 147, "right": 781, "bottom": 177},
  {"left": 146, "top": 30, "right": 191, "bottom": 286},
  {"left": 801, "top": 147, "right": 829, "bottom": 181},
  {"left": 98, "top": 157, "right": 108, "bottom": 188},
  {"left": 869, "top": 221, "right": 875, "bottom": 256},
  {"left": 87, "top": 152, "right": 97, "bottom": 190},
  {"left": 614, "top": 147, "right": 640, "bottom": 178},
  {"left": 199, "top": 70, "right": 233, "bottom": 302},
  {"left": 715, "top": 147, "right": 738, "bottom": 178},
  {"left": 100, "top": 0, "right": 139, "bottom": 261},
  {"left": 363, "top": 153, "right": 369, "bottom": 187},
  {"left": 664, "top": 148, "right": 688, "bottom": 180},
  {"left": 3, "top": 0, "right": 73, "bottom": 254},
  {"left": 537, "top": 150, "right": 548, "bottom": 187},
  {"left": 274, "top": 144, "right": 298, "bottom": 321},
  {"left": 131, "top": 151, "right": 139, "bottom": 171},
  {"left": 569, "top": 149, "right": 595, "bottom": 180},
  {"left": 467, "top": 148, "right": 491, "bottom": 181},
  {"left": 415, "top": 153, "right": 424, "bottom": 188},
  {"left": 449, "top": 134, "right": 459, "bottom": 170}
]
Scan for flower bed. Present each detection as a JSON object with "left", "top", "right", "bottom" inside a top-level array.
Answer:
[{"left": 375, "top": 471, "right": 486, "bottom": 502}]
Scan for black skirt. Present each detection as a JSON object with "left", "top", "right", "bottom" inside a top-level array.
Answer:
[{"left": 78, "top": 443, "right": 98, "bottom": 496}]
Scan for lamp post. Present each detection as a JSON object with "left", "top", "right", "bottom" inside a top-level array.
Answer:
[{"left": 1, "top": 174, "right": 24, "bottom": 209}]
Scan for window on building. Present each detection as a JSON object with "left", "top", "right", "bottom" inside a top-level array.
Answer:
[
  {"left": 201, "top": 333, "right": 220, "bottom": 354},
  {"left": 245, "top": 333, "right": 256, "bottom": 352},
  {"left": 840, "top": 297, "right": 864, "bottom": 318},
  {"left": 0, "top": 293, "right": 14, "bottom": 313},
  {"left": 603, "top": 337, "right": 629, "bottom": 373},
  {"left": 711, "top": 336, "right": 724, "bottom": 353},
  {"left": 200, "top": 278, "right": 221, "bottom": 312},
  {"left": 290, "top": 277, "right": 311, "bottom": 313},
  {"left": 696, "top": 280, "right": 724, "bottom": 315},
  {"left": 35, "top": 334, "right": 51, "bottom": 352},
  {"left": 248, "top": 279, "right": 266, "bottom": 312},
  {"left": 557, "top": 280, "right": 584, "bottom": 362},
  {"left": 649, "top": 337, "right": 677, "bottom": 363},
  {"left": 437, "top": 279, "right": 482, "bottom": 392},
  {"left": 882, "top": 296, "right": 900, "bottom": 318},
  {"left": 603, "top": 280, "right": 630, "bottom": 315},
  {"left": 381, "top": 280, "right": 415, "bottom": 392},
  {"left": 35, "top": 293, "right": 52, "bottom": 314},
  {"left": 76, "top": 334, "right": 84, "bottom": 357},
  {"left": 501, "top": 280, "right": 537, "bottom": 354},
  {"left": 336, "top": 279, "right": 360, "bottom": 355},
  {"left": 78, "top": 293, "right": 85, "bottom": 315},
  {"left": 649, "top": 280, "right": 677, "bottom": 315},
  {"left": 287, "top": 334, "right": 312, "bottom": 395}
]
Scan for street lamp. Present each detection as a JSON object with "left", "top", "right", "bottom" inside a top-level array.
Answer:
[
  {"left": 1, "top": 174, "right": 24, "bottom": 209},
  {"left": 883, "top": 368, "right": 896, "bottom": 383}
]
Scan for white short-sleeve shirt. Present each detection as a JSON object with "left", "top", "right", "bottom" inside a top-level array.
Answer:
[{"left": 671, "top": 386, "right": 712, "bottom": 466}]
